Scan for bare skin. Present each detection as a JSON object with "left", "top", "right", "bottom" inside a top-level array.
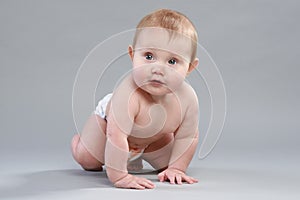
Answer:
[
  {"left": 71, "top": 77, "right": 199, "bottom": 189},
  {"left": 71, "top": 28, "right": 200, "bottom": 189}
]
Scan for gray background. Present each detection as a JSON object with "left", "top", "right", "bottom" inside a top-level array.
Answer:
[{"left": 0, "top": 0, "right": 299, "bottom": 199}]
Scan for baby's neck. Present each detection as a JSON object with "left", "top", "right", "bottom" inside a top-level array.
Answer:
[{"left": 150, "top": 93, "right": 172, "bottom": 104}]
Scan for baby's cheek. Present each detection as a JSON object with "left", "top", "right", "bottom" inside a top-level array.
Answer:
[
  {"left": 166, "top": 70, "right": 185, "bottom": 92},
  {"left": 132, "top": 67, "right": 145, "bottom": 87}
]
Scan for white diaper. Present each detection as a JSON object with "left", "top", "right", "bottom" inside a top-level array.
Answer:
[{"left": 94, "top": 93, "right": 113, "bottom": 119}]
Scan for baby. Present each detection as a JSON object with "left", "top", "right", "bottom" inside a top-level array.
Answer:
[{"left": 71, "top": 9, "right": 199, "bottom": 189}]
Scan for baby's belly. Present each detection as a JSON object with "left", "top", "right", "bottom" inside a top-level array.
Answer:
[
  {"left": 128, "top": 103, "right": 181, "bottom": 150},
  {"left": 127, "top": 131, "right": 170, "bottom": 150}
]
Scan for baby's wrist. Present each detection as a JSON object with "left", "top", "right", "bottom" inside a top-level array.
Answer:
[
  {"left": 167, "top": 166, "right": 185, "bottom": 173},
  {"left": 106, "top": 167, "right": 128, "bottom": 184},
  {"left": 112, "top": 173, "right": 130, "bottom": 184}
]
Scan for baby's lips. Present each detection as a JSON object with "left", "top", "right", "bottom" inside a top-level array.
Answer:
[{"left": 149, "top": 79, "right": 165, "bottom": 85}]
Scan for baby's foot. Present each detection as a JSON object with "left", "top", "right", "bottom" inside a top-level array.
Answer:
[
  {"left": 71, "top": 134, "right": 103, "bottom": 171},
  {"left": 127, "top": 157, "right": 143, "bottom": 172}
]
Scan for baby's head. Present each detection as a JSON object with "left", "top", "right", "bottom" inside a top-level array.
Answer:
[
  {"left": 132, "top": 9, "right": 198, "bottom": 63},
  {"left": 128, "top": 9, "right": 199, "bottom": 95}
]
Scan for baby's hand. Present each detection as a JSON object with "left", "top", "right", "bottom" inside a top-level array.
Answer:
[
  {"left": 158, "top": 168, "right": 198, "bottom": 185},
  {"left": 114, "top": 174, "right": 155, "bottom": 190}
]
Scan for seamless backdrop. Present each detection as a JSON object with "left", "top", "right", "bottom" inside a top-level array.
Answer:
[{"left": 0, "top": 0, "right": 299, "bottom": 199}]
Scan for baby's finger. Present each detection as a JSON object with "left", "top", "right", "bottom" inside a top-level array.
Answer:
[
  {"left": 187, "top": 176, "right": 198, "bottom": 183},
  {"left": 141, "top": 178, "right": 155, "bottom": 187},
  {"left": 190, "top": 177, "right": 199, "bottom": 183},
  {"left": 175, "top": 174, "right": 182, "bottom": 185},
  {"left": 158, "top": 172, "right": 166, "bottom": 182},
  {"left": 129, "top": 181, "right": 146, "bottom": 190},
  {"left": 168, "top": 174, "right": 176, "bottom": 184},
  {"left": 137, "top": 177, "right": 155, "bottom": 188},
  {"left": 140, "top": 180, "right": 155, "bottom": 189},
  {"left": 182, "top": 175, "right": 197, "bottom": 184}
]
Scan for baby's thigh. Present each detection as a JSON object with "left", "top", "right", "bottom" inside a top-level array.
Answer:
[
  {"left": 142, "top": 133, "right": 174, "bottom": 171},
  {"left": 80, "top": 114, "right": 107, "bottom": 163}
]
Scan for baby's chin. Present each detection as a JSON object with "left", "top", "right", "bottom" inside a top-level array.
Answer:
[{"left": 139, "top": 84, "right": 173, "bottom": 96}]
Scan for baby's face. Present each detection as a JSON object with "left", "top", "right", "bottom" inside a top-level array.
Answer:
[{"left": 130, "top": 28, "right": 194, "bottom": 96}]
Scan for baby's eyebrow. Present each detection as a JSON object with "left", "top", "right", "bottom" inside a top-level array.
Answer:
[
  {"left": 134, "top": 47, "right": 154, "bottom": 52},
  {"left": 167, "top": 52, "right": 189, "bottom": 62},
  {"left": 141, "top": 47, "right": 182, "bottom": 55}
]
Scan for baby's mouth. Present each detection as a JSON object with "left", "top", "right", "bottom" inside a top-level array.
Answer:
[{"left": 148, "top": 79, "right": 165, "bottom": 86}]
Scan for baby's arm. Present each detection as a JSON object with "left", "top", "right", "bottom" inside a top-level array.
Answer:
[
  {"left": 158, "top": 94, "right": 199, "bottom": 184},
  {"left": 104, "top": 112, "right": 129, "bottom": 182},
  {"left": 104, "top": 92, "right": 155, "bottom": 189}
]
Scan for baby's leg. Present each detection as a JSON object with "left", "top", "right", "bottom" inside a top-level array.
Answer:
[
  {"left": 71, "top": 114, "right": 107, "bottom": 171},
  {"left": 127, "top": 157, "right": 143, "bottom": 172},
  {"left": 142, "top": 133, "right": 174, "bottom": 171}
]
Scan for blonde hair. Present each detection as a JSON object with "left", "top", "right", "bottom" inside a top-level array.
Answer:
[{"left": 132, "top": 9, "right": 198, "bottom": 61}]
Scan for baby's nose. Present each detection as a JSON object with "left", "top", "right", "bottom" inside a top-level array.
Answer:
[{"left": 151, "top": 65, "right": 164, "bottom": 76}]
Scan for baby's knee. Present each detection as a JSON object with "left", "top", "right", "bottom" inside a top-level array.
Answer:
[
  {"left": 73, "top": 139, "right": 91, "bottom": 162},
  {"left": 73, "top": 139, "right": 87, "bottom": 164},
  {"left": 75, "top": 141, "right": 103, "bottom": 170}
]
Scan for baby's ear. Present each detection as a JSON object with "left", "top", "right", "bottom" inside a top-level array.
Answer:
[
  {"left": 128, "top": 45, "right": 134, "bottom": 61},
  {"left": 188, "top": 58, "right": 199, "bottom": 74}
]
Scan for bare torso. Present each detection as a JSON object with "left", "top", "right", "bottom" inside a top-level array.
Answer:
[
  {"left": 128, "top": 91, "right": 183, "bottom": 150},
  {"left": 105, "top": 77, "right": 190, "bottom": 151}
]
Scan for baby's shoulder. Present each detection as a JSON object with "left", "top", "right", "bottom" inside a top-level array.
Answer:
[
  {"left": 109, "top": 75, "right": 141, "bottom": 116},
  {"left": 177, "top": 81, "right": 198, "bottom": 103}
]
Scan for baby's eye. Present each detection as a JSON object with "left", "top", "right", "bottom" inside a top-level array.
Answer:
[
  {"left": 168, "top": 59, "right": 177, "bottom": 65},
  {"left": 145, "top": 53, "right": 153, "bottom": 60}
]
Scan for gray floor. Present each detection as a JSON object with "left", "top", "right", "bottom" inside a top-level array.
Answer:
[{"left": 1, "top": 148, "right": 299, "bottom": 200}]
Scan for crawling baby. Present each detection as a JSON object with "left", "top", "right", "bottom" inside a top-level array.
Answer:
[{"left": 71, "top": 9, "right": 199, "bottom": 189}]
